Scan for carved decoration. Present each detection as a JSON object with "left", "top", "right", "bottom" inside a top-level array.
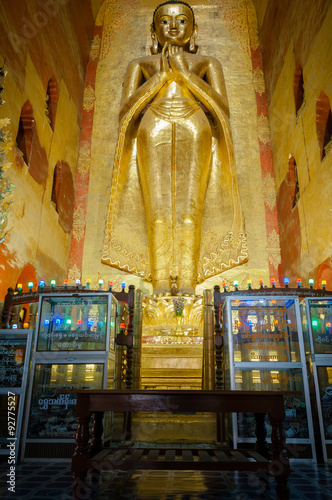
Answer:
[
  {"left": 83, "top": 85, "right": 96, "bottom": 112},
  {"left": 252, "top": 68, "right": 265, "bottom": 96},
  {"left": 72, "top": 207, "right": 86, "bottom": 242},
  {"left": 77, "top": 144, "right": 91, "bottom": 176},
  {"left": 262, "top": 173, "right": 277, "bottom": 210},
  {"left": 199, "top": 231, "right": 248, "bottom": 282},
  {"left": 266, "top": 230, "right": 282, "bottom": 269},
  {"left": 90, "top": 34, "right": 101, "bottom": 61},
  {"left": 142, "top": 295, "right": 204, "bottom": 342},
  {"left": 68, "top": 263, "right": 81, "bottom": 283},
  {"left": 220, "top": 0, "right": 259, "bottom": 56},
  {"left": 100, "top": 0, "right": 139, "bottom": 60},
  {"left": 257, "top": 114, "right": 271, "bottom": 144}
]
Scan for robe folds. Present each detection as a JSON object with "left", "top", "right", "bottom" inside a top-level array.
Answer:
[{"left": 102, "top": 73, "right": 248, "bottom": 286}]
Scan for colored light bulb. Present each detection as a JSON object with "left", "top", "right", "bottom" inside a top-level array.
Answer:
[
  {"left": 309, "top": 278, "right": 314, "bottom": 289},
  {"left": 297, "top": 278, "right": 302, "bottom": 288},
  {"left": 247, "top": 279, "right": 252, "bottom": 289},
  {"left": 76, "top": 279, "right": 80, "bottom": 285},
  {"left": 66, "top": 318, "right": 72, "bottom": 325},
  {"left": 121, "top": 282, "right": 126, "bottom": 290},
  {"left": 86, "top": 279, "right": 90, "bottom": 289},
  {"left": 39, "top": 280, "right": 45, "bottom": 288},
  {"left": 28, "top": 281, "right": 33, "bottom": 291},
  {"left": 270, "top": 278, "right": 276, "bottom": 287},
  {"left": 63, "top": 279, "right": 69, "bottom": 287},
  {"left": 284, "top": 278, "right": 289, "bottom": 287},
  {"left": 322, "top": 280, "right": 327, "bottom": 290},
  {"left": 17, "top": 283, "right": 22, "bottom": 292},
  {"left": 259, "top": 279, "right": 263, "bottom": 287},
  {"left": 50, "top": 279, "right": 56, "bottom": 287}
]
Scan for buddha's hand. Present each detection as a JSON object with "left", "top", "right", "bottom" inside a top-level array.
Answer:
[
  {"left": 160, "top": 42, "right": 172, "bottom": 79},
  {"left": 168, "top": 46, "right": 190, "bottom": 79}
]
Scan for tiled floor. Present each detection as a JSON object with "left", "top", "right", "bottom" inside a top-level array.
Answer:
[{"left": 1, "top": 460, "right": 332, "bottom": 500}]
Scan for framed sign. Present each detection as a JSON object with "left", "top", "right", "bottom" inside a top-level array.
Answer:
[{"left": 0, "top": 331, "right": 33, "bottom": 461}]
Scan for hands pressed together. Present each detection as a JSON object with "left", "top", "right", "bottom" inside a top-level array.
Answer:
[{"left": 160, "top": 41, "right": 190, "bottom": 81}]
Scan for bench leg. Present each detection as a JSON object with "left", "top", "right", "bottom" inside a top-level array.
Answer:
[
  {"left": 72, "top": 415, "right": 90, "bottom": 498},
  {"left": 90, "top": 411, "right": 104, "bottom": 457},
  {"left": 270, "top": 415, "right": 290, "bottom": 500},
  {"left": 254, "top": 412, "right": 269, "bottom": 459}
]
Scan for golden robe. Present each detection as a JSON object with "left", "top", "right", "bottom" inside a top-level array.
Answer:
[{"left": 102, "top": 69, "right": 248, "bottom": 290}]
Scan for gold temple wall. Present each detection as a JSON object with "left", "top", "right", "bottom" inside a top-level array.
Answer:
[
  {"left": 0, "top": 0, "right": 100, "bottom": 298},
  {"left": 80, "top": 0, "right": 273, "bottom": 293},
  {"left": 259, "top": 0, "right": 332, "bottom": 284}
]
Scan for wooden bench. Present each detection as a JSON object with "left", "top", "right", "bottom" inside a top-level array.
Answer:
[{"left": 70, "top": 389, "right": 298, "bottom": 500}]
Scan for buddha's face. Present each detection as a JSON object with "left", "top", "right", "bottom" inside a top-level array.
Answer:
[{"left": 154, "top": 3, "right": 194, "bottom": 47}]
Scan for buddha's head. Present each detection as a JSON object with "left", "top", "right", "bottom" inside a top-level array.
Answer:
[{"left": 151, "top": 1, "right": 198, "bottom": 54}]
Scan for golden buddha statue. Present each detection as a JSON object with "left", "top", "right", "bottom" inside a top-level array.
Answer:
[{"left": 102, "top": 0, "right": 248, "bottom": 294}]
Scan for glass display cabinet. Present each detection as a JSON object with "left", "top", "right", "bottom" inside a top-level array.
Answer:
[
  {"left": 300, "top": 297, "right": 332, "bottom": 461},
  {"left": 0, "top": 330, "right": 33, "bottom": 461},
  {"left": 223, "top": 295, "right": 316, "bottom": 460},
  {"left": 21, "top": 293, "right": 118, "bottom": 459}
]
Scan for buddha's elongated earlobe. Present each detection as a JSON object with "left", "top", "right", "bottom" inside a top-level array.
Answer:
[
  {"left": 150, "top": 24, "right": 159, "bottom": 54},
  {"left": 189, "top": 24, "right": 198, "bottom": 52}
]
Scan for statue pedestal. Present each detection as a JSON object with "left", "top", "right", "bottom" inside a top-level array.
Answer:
[{"left": 131, "top": 295, "right": 216, "bottom": 443}]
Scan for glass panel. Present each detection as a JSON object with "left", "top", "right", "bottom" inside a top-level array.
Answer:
[
  {"left": 27, "top": 363, "right": 103, "bottom": 438},
  {"left": 234, "top": 368, "right": 308, "bottom": 439},
  {"left": 230, "top": 299, "right": 301, "bottom": 363},
  {"left": 300, "top": 302, "right": 311, "bottom": 356},
  {"left": 0, "top": 336, "right": 28, "bottom": 387},
  {"left": 37, "top": 295, "right": 108, "bottom": 351},
  {"left": 308, "top": 300, "right": 332, "bottom": 354},
  {"left": 317, "top": 366, "right": 332, "bottom": 438},
  {"left": 0, "top": 395, "right": 19, "bottom": 448}
]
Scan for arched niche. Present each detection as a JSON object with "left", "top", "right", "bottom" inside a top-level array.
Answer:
[
  {"left": 15, "top": 100, "right": 35, "bottom": 166},
  {"left": 287, "top": 155, "right": 300, "bottom": 209},
  {"left": 316, "top": 91, "right": 332, "bottom": 161},
  {"left": 317, "top": 263, "right": 332, "bottom": 290},
  {"left": 16, "top": 264, "right": 37, "bottom": 292},
  {"left": 46, "top": 77, "right": 59, "bottom": 131},
  {"left": 15, "top": 99, "right": 48, "bottom": 186},
  {"left": 294, "top": 63, "right": 305, "bottom": 116},
  {"left": 51, "top": 161, "right": 75, "bottom": 233}
]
